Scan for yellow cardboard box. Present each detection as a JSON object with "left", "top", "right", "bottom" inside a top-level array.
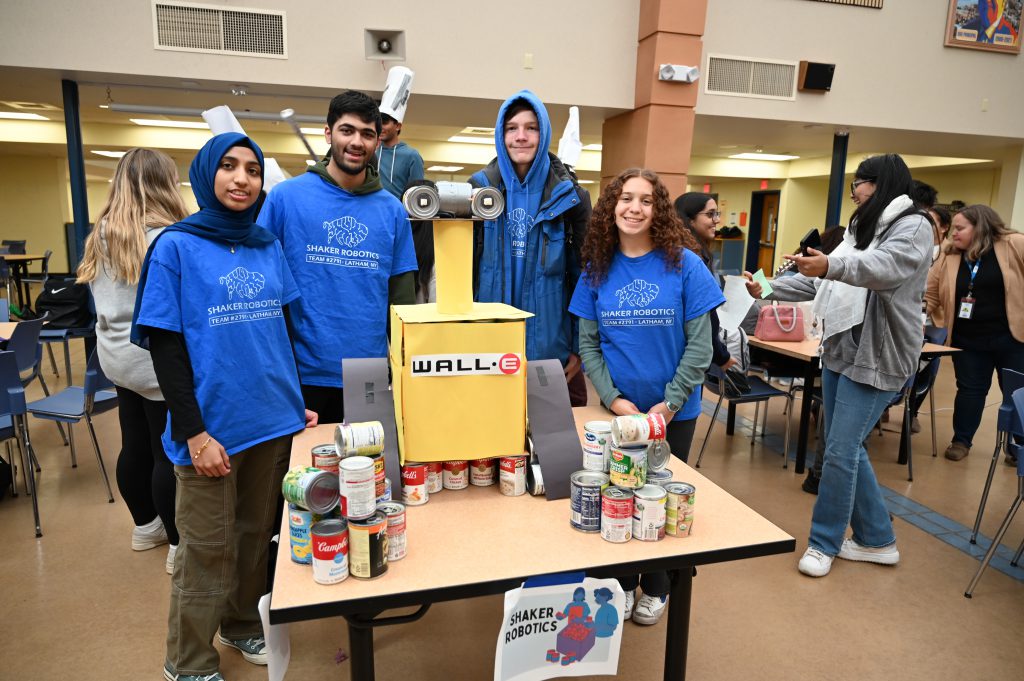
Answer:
[{"left": 389, "top": 303, "right": 532, "bottom": 463}]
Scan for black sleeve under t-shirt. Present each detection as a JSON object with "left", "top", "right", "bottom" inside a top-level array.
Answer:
[{"left": 952, "top": 248, "right": 1010, "bottom": 347}]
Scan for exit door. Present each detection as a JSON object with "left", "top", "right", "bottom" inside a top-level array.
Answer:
[{"left": 745, "top": 190, "right": 781, "bottom": 274}]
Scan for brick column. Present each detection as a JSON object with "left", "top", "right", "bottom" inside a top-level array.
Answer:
[{"left": 601, "top": 0, "right": 707, "bottom": 198}]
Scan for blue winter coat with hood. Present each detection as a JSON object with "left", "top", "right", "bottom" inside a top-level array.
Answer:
[{"left": 470, "top": 90, "right": 591, "bottom": 365}]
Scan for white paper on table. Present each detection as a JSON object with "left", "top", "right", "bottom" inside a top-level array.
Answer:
[{"left": 718, "top": 275, "right": 756, "bottom": 332}]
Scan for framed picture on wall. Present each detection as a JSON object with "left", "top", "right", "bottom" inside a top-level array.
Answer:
[{"left": 945, "top": 0, "right": 1022, "bottom": 54}]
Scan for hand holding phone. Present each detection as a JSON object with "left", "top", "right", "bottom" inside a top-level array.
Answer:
[{"left": 800, "top": 228, "right": 822, "bottom": 256}]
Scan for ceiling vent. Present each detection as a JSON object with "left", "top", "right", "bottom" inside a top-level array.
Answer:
[
  {"left": 704, "top": 55, "right": 797, "bottom": 101},
  {"left": 152, "top": 2, "right": 287, "bottom": 59}
]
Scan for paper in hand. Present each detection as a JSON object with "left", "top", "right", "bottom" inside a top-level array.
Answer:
[{"left": 751, "top": 269, "right": 773, "bottom": 298}]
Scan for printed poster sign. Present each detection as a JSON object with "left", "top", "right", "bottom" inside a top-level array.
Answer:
[
  {"left": 494, "top": 575, "right": 624, "bottom": 681},
  {"left": 945, "top": 0, "right": 1022, "bottom": 54}
]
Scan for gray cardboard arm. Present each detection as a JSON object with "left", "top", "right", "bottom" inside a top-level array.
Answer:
[
  {"left": 526, "top": 359, "right": 583, "bottom": 500},
  {"left": 342, "top": 358, "right": 403, "bottom": 500}
]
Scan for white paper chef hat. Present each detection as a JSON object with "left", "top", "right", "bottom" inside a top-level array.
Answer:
[{"left": 379, "top": 66, "right": 415, "bottom": 123}]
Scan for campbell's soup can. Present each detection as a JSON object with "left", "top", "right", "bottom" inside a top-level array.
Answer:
[
  {"left": 426, "top": 461, "right": 443, "bottom": 494},
  {"left": 609, "top": 444, "right": 647, "bottom": 489},
  {"left": 288, "top": 502, "right": 326, "bottom": 564},
  {"left": 401, "top": 462, "right": 429, "bottom": 505},
  {"left": 665, "top": 482, "right": 696, "bottom": 537},
  {"left": 366, "top": 451, "right": 386, "bottom": 499},
  {"left": 442, "top": 460, "right": 469, "bottom": 489},
  {"left": 632, "top": 484, "right": 667, "bottom": 541},
  {"left": 582, "top": 421, "right": 612, "bottom": 472},
  {"left": 499, "top": 456, "right": 527, "bottom": 496},
  {"left": 470, "top": 458, "right": 496, "bottom": 486},
  {"left": 601, "top": 486, "right": 633, "bottom": 543},
  {"left": 282, "top": 466, "right": 340, "bottom": 514},
  {"left": 570, "top": 471, "right": 608, "bottom": 533},
  {"left": 378, "top": 501, "right": 407, "bottom": 561},
  {"left": 335, "top": 421, "right": 385, "bottom": 456},
  {"left": 311, "top": 443, "right": 340, "bottom": 474},
  {"left": 348, "top": 511, "right": 388, "bottom": 579},
  {"left": 340, "top": 456, "right": 376, "bottom": 520},
  {"left": 611, "top": 413, "right": 667, "bottom": 447},
  {"left": 646, "top": 468, "right": 673, "bottom": 488},
  {"left": 311, "top": 519, "right": 349, "bottom": 585}
]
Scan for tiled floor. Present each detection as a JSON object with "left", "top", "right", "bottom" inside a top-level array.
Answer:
[{"left": 1, "top": 344, "right": 1022, "bottom": 680}]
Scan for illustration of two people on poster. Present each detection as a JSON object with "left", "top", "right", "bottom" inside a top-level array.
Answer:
[{"left": 546, "top": 587, "right": 618, "bottom": 666}]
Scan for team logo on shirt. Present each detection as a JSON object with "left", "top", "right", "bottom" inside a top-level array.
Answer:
[
  {"left": 208, "top": 267, "right": 282, "bottom": 326},
  {"left": 324, "top": 216, "right": 369, "bottom": 247},
  {"left": 615, "top": 279, "right": 660, "bottom": 308},
  {"left": 506, "top": 207, "right": 534, "bottom": 258},
  {"left": 220, "top": 267, "right": 266, "bottom": 300}
]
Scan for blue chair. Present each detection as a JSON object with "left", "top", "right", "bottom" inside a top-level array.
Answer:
[
  {"left": 26, "top": 350, "right": 116, "bottom": 503},
  {"left": 695, "top": 365, "right": 793, "bottom": 469},
  {"left": 7, "top": 316, "right": 68, "bottom": 447},
  {"left": 969, "top": 368, "right": 1024, "bottom": 544},
  {"left": 964, "top": 387, "right": 1024, "bottom": 598},
  {"left": 0, "top": 350, "right": 42, "bottom": 536}
]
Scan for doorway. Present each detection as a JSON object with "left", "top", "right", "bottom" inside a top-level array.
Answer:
[{"left": 745, "top": 190, "right": 781, "bottom": 275}]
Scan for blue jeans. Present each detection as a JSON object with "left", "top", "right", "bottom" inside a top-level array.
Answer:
[{"left": 810, "top": 368, "right": 897, "bottom": 556}]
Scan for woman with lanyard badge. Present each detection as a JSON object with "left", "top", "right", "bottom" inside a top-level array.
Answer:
[
  {"left": 132, "top": 133, "right": 317, "bottom": 681},
  {"left": 926, "top": 204, "right": 1024, "bottom": 464},
  {"left": 570, "top": 168, "right": 723, "bottom": 625},
  {"left": 745, "top": 154, "right": 932, "bottom": 577}
]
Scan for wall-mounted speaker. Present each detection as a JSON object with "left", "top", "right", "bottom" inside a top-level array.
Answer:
[
  {"left": 364, "top": 29, "right": 406, "bottom": 61},
  {"left": 798, "top": 61, "right": 835, "bottom": 92}
]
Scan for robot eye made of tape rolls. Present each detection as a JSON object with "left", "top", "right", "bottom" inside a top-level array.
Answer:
[{"left": 341, "top": 181, "right": 581, "bottom": 500}]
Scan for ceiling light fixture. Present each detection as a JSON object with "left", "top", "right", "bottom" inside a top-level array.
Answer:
[
  {"left": 0, "top": 112, "right": 49, "bottom": 121},
  {"left": 728, "top": 152, "right": 800, "bottom": 161},
  {"left": 108, "top": 103, "right": 322, "bottom": 123},
  {"left": 578, "top": 180, "right": 596, "bottom": 184},
  {"left": 299, "top": 127, "right": 324, "bottom": 135},
  {"left": 92, "top": 150, "right": 127, "bottom": 158},
  {"left": 447, "top": 135, "right": 495, "bottom": 145},
  {"left": 130, "top": 118, "right": 209, "bottom": 129},
  {"left": 426, "top": 165, "right": 465, "bottom": 172}
]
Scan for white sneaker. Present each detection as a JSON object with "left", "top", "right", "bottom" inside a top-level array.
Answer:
[
  {"left": 623, "top": 589, "right": 636, "bottom": 621},
  {"left": 632, "top": 594, "right": 668, "bottom": 625},
  {"left": 166, "top": 544, "right": 178, "bottom": 575},
  {"left": 132, "top": 517, "right": 168, "bottom": 551},
  {"left": 838, "top": 538, "right": 900, "bottom": 565},
  {"left": 798, "top": 547, "right": 833, "bottom": 577}
]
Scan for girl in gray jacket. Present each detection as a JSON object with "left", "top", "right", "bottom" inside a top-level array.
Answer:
[{"left": 746, "top": 154, "right": 932, "bottom": 577}]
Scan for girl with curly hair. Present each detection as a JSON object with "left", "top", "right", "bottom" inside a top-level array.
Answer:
[{"left": 570, "top": 168, "right": 724, "bottom": 625}]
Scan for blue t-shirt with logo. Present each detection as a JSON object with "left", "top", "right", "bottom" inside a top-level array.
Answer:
[
  {"left": 504, "top": 207, "right": 535, "bottom": 309},
  {"left": 569, "top": 248, "right": 724, "bottom": 421},
  {"left": 136, "top": 232, "right": 306, "bottom": 465},
  {"left": 258, "top": 173, "right": 418, "bottom": 388}
]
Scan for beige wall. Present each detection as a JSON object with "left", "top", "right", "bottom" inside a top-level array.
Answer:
[
  {"left": 0, "top": 154, "right": 70, "bottom": 272},
  {"left": 0, "top": 0, "right": 639, "bottom": 109},
  {"left": 701, "top": 0, "right": 1024, "bottom": 139}
]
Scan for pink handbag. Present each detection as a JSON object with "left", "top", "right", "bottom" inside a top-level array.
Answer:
[{"left": 754, "top": 303, "right": 805, "bottom": 341}]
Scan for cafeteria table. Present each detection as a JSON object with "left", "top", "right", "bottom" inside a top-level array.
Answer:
[{"left": 270, "top": 405, "right": 795, "bottom": 681}]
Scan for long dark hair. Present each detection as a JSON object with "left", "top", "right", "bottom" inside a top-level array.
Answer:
[
  {"left": 849, "top": 154, "right": 919, "bottom": 250},
  {"left": 673, "top": 192, "right": 715, "bottom": 267}
]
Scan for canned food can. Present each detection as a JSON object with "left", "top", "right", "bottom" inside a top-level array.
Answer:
[
  {"left": 348, "top": 511, "right": 388, "bottom": 579},
  {"left": 499, "top": 456, "right": 527, "bottom": 496},
  {"left": 611, "top": 413, "right": 667, "bottom": 447},
  {"left": 646, "top": 468, "right": 673, "bottom": 488},
  {"left": 609, "top": 444, "right": 648, "bottom": 489},
  {"left": 632, "top": 484, "right": 667, "bottom": 541},
  {"left": 526, "top": 462, "right": 545, "bottom": 496},
  {"left": 469, "top": 458, "right": 496, "bottom": 486},
  {"left": 288, "top": 502, "right": 323, "bottom": 564},
  {"left": 401, "top": 462, "right": 429, "bottom": 505},
  {"left": 665, "top": 482, "right": 696, "bottom": 537},
  {"left": 340, "top": 456, "right": 377, "bottom": 520},
  {"left": 378, "top": 501, "right": 407, "bottom": 561},
  {"left": 425, "top": 461, "right": 443, "bottom": 494},
  {"left": 442, "top": 460, "right": 469, "bottom": 490},
  {"left": 311, "top": 518, "right": 349, "bottom": 584},
  {"left": 311, "top": 443, "right": 340, "bottom": 474},
  {"left": 376, "top": 477, "right": 392, "bottom": 504},
  {"left": 600, "top": 486, "right": 633, "bottom": 543},
  {"left": 582, "top": 421, "right": 612, "bottom": 472},
  {"left": 335, "top": 421, "right": 385, "bottom": 456},
  {"left": 282, "top": 466, "right": 340, "bottom": 514},
  {"left": 366, "top": 451, "right": 386, "bottom": 499},
  {"left": 570, "top": 471, "right": 609, "bottom": 532}
]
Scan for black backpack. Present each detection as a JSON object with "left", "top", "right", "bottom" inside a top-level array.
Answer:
[{"left": 35, "top": 276, "right": 93, "bottom": 329}]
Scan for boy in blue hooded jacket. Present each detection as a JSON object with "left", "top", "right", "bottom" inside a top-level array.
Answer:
[{"left": 470, "top": 90, "right": 592, "bottom": 405}]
